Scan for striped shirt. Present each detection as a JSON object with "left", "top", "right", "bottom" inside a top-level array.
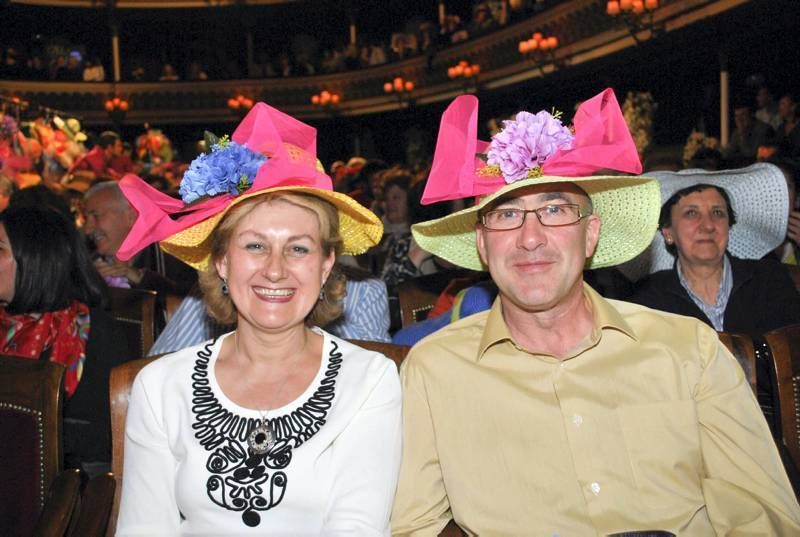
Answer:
[{"left": 676, "top": 255, "right": 733, "bottom": 331}]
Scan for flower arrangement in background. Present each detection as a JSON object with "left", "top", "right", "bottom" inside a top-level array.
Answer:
[
  {"left": 682, "top": 130, "right": 720, "bottom": 167},
  {"left": 622, "top": 91, "right": 657, "bottom": 157},
  {"left": 485, "top": 109, "right": 574, "bottom": 183},
  {"left": 136, "top": 128, "right": 174, "bottom": 166},
  {"left": 179, "top": 133, "right": 266, "bottom": 204}
]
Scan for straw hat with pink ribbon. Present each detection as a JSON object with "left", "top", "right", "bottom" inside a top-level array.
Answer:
[
  {"left": 116, "top": 102, "right": 383, "bottom": 271},
  {"left": 411, "top": 88, "right": 661, "bottom": 271}
]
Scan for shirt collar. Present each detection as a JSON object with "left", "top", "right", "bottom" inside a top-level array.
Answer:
[{"left": 476, "top": 282, "right": 637, "bottom": 362}]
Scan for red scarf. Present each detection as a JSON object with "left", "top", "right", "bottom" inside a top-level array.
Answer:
[{"left": 0, "top": 301, "right": 91, "bottom": 397}]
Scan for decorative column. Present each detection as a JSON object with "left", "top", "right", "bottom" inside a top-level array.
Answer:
[
  {"left": 109, "top": 0, "right": 121, "bottom": 82},
  {"left": 719, "top": 51, "right": 729, "bottom": 147}
]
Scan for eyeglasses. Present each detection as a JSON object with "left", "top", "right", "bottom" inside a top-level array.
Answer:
[{"left": 480, "top": 203, "right": 592, "bottom": 230}]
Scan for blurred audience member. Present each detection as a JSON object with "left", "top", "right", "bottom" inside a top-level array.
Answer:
[
  {"left": 82, "top": 182, "right": 196, "bottom": 324},
  {"left": 369, "top": 43, "right": 388, "bottom": 65},
  {"left": 158, "top": 63, "right": 180, "bottom": 81},
  {"left": 82, "top": 56, "right": 105, "bottom": 82},
  {"left": 756, "top": 86, "right": 782, "bottom": 130},
  {"left": 25, "top": 53, "right": 48, "bottom": 80},
  {"left": 770, "top": 158, "right": 800, "bottom": 264},
  {"left": 776, "top": 93, "right": 800, "bottom": 159},
  {"left": 723, "top": 103, "right": 774, "bottom": 164},
  {"left": 381, "top": 172, "right": 410, "bottom": 237},
  {"left": 1, "top": 46, "right": 23, "bottom": 78},
  {"left": 60, "top": 51, "right": 83, "bottom": 81},
  {"left": 68, "top": 131, "right": 124, "bottom": 180},
  {"left": 443, "top": 15, "right": 469, "bottom": 43},
  {"left": 130, "top": 64, "right": 146, "bottom": 81},
  {"left": 110, "top": 141, "right": 135, "bottom": 176},
  {"left": 468, "top": 3, "right": 498, "bottom": 36},
  {"left": 380, "top": 174, "right": 455, "bottom": 290},
  {"left": 186, "top": 61, "right": 209, "bottom": 81}
]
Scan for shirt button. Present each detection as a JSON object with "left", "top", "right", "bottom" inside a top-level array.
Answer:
[
  {"left": 560, "top": 362, "right": 567, "bottom": 369},
  {"left": 572, "top": 414, "right": 583, "bottom": 426},
  {"left": 590, "top": 482, "right": 601, "bottom": 495}
]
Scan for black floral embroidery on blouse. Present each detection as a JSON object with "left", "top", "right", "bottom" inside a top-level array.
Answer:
[{"left": 191, "top": 337, "right": 342, "bottom": 527}]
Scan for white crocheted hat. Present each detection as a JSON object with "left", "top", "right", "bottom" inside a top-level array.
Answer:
[{"left": 618, "top": 162, "right": 789, "bottom": 281}]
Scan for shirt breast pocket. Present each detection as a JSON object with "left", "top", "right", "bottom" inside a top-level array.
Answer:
[{"left": 617, "top": 400, "right": 704, "bottom": 509}]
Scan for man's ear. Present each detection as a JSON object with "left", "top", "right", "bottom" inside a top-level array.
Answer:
[
  {"left": 476, "top": 223, "right": 489, "bottom": 267},
  {"left": 584, "top": 215, "right": 601, "bottom": 259},
  {"left": 123, "top": 206, "right": 138, "bottom": 230}
]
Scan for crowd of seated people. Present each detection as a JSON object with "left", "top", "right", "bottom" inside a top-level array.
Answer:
[
  {"left": 2, "top": 1, "right": 512, "bottom": 82},
  {"left": 1, "top": 44, "right": 107, "bottom": 82}
]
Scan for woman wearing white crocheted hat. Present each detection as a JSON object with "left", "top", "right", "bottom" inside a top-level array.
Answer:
[{"left": 630, "top": 162, "right": 800, "bottom": 335}]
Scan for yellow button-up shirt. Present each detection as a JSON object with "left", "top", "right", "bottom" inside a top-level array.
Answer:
[{"left": 392, "top": 284, "right": 800, "bottom": 536}]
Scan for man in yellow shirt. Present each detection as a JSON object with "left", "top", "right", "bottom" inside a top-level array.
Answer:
[{"left": 391, "top": 90, "right": 800, "bottom": 536}]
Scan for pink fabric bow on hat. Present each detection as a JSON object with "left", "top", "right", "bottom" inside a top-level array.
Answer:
[
  {"left": 421, "top": 88, "right": 643, "bottom": 204},
  {"left": 117, "top": 102, "right": 333, "bottom": 261}
]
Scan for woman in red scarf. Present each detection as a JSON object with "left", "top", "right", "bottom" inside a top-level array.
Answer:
[{"left": 0, "top": 205, "right": 137, "bottom": 475}]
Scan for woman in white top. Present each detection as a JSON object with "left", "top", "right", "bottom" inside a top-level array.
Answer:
[{"left": 115, "top": 101, "right": 400, "bottom": 535}]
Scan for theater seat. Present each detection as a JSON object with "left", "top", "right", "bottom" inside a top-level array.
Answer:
[{"left": 0, "top": 355, "right": 66, "bottom": 537}]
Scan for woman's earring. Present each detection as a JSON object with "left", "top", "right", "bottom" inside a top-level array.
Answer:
[{"left": 221, "top": 278, "right": 229, "bottom": 295}]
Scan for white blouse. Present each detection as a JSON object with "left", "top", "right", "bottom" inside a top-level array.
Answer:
[{"left": 117, "top": 329, "right": 402, "bottom": 536}]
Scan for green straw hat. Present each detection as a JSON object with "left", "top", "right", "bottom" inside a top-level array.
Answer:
[{"left": 413, "top": 175, "right": 660, "bottom": 271}]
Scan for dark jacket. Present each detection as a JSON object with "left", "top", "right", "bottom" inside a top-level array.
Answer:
[
  {"left": 63, "top": 306, "right": 138, "bottom": 469},
  {"left": 131, "top": 243, "right": 197, "bottom": 299},
  {"left": 630, "top": 255, "right": 800, "bottom": 336}
]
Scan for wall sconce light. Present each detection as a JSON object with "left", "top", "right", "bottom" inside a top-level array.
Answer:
[
  {"left": 104, "top": 96, "right": 129, "bottom": 113},
  {"left": 447, "top": 60, "right": 481, "bottom": 80},
  {"left": 606, "top": 0, "right": 662, "bottom": 43},
  {"left": 448, "top": 60, "right": 481, "bottom": 93},
  {"left": 104, "top": 96, "right": 129, "bottom": 127},
  {"left": 384, "top": 77, "right": 415, "bottom": 107},
  {"left": 227, "top": 95, "right": 254, "bottom": 111},
  {"left": 311, "top": 90, "right": 342, "bottom": 107},
  {"left": 518, "top": 32, "right": 563, "bottom": 75}
]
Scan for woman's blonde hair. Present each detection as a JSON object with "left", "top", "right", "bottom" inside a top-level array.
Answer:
[{"left": 198, "top": 192, "right": 346, "bottom": 327}]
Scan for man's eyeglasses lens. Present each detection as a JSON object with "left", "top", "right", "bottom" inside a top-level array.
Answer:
[{"left": 482, "top": 204, "right": 588, "bottom": 230}]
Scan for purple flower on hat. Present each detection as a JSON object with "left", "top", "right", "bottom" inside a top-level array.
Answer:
[
  {"left": 180, "top": 139, "right": 267, "bottom": 204},
  {"left": 486, "top": 110, "right": 574, "bottom": 183}
]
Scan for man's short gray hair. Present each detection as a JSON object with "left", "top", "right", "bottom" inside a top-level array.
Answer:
[{"left": 84, "top": 181, "right": 133, "bottom": 212}]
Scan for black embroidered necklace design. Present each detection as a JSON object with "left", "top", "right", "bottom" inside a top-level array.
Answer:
[{"left": 191, "top": 337, "right": 342, "bottom": 527}]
